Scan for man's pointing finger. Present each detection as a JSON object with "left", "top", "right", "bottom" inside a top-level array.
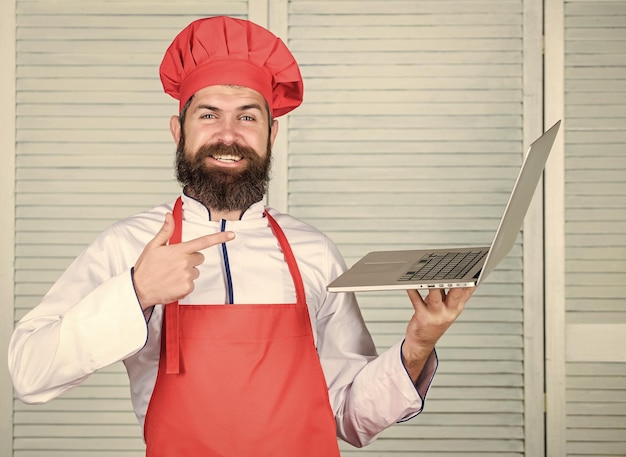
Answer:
[{"left": 180, "top": 231, "right": 236, "bottom": 253}]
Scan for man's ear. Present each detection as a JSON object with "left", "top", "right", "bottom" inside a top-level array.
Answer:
[
  {"left": 170, "top": 115, "right": 182, "bottom": 144},
  {"left": 269, "top": 119, "right": 279, "bottom": 148}
]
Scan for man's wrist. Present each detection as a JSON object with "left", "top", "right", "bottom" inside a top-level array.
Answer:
[{"left": 401, "top": 340, "right": 435, "bottom": 383}]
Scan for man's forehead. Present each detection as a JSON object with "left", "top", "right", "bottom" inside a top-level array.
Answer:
[{"left": 191, "top": 85, "right": 267, "bottom": 107}]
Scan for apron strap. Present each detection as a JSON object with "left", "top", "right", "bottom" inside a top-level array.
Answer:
[
  {"left": 165, "top": 197, "right": 183, "bottom": 374},
  {"left": 264, "top": 210, "right": 307, "bottom": 306}
]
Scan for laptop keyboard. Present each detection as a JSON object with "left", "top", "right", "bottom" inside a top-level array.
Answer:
[{"left": 398, "top": 250, "right": 487, "bottom": 282}]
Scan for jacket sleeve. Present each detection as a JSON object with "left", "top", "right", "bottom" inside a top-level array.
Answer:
[
  {"left": 316, "top": 239, "right": 438, "bottom": 447},
  {"left": 8, "top": 227, "right": 149, "bottom": 404}
]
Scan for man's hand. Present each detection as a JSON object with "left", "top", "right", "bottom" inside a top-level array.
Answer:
[
  {"left": 132, "top": 213, "right": 235, "bottom": 310},
  {"left": 402, "top": 287, "right": 475, "bottom": 382}
]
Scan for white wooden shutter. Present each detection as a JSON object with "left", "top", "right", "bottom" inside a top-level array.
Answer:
[
  {"left": 563, "top": 0, "right": 626, "bottom": 455},
  {"left": 13, "top": 2, "right": 248, "bottom": 456},
  {"left": 286, "top": 1, "right": 532, "bottom": 455}
]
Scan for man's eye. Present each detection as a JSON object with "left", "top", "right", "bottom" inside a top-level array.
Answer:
[
  {"left": 241, "top": 115, "right": 255, "bottom": 121},
  {"left": 201, "top": 113, "right": 216, "bottom": 119}
]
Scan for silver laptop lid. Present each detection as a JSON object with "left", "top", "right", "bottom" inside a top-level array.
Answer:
[{"left": 476, "top": 120, "right": 561, "bottom": 283}]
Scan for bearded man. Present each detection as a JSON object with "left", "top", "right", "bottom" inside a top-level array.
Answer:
[{"left": 9, "top": 16, "right": 474, "bottom": 457}]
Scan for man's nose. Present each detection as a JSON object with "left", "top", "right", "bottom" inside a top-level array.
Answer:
[{"left": 214, "top": 119, "right": 239, "bottom": 144}]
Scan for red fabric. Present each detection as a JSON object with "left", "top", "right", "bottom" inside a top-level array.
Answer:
[
  {"left": 164, "top": 198, "right": 183, "bottom": 374},
  {"left": 160, "top": 16, "right": 303, "bottom": 117},
  {"left": 143, "top": 198, "right": 340, "bottom": 456}
]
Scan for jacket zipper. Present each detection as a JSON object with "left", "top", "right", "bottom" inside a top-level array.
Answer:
[{"left": 220, "top": 219, "right": 235, "bottom": 304}]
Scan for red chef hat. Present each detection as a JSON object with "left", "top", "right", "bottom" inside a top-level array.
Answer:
[{"left": 160, "top": 16, "right": 303, "bottom": 118}]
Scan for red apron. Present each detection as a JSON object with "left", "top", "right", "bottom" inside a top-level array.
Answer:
[{"left": 143, "top": 197, "right": 340, "bottom": 456}]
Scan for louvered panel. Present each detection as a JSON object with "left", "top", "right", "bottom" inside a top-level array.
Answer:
[
  {"left": 566, "top": 362, "right": 626, "bottom": 456},
  {"left": 287, "top": 1, "right": 527, "bottom": 455},
  {"left": 564, "top": 0, "right": 626, "bottom": 456},
  {"left": 13, "top": 1, "right": 248, "bottom": 456}
]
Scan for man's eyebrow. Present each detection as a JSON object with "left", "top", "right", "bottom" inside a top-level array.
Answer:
[
  {"left": 194, "top": 104, "right": 221, "bottom": 113},
  {"left": 193, "top": 103, "right": 264, "bottom": 113},
  {"left": 238, "top": 103, "right": 264, "bottom": 112}
]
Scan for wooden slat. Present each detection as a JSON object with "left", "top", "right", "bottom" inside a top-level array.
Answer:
[
  {"left": 17, "top": 1, "right": 246, "bottom": 15},
  {"left": 289, "top": 1, "right": 523, "bottom": 15}
]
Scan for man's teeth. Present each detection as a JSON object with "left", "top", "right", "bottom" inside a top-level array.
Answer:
[{"left": 212, "top": 154, "right": 242, "bottom": 163}]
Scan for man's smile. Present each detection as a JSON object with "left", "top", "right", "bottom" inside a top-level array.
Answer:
[{"left": 211, "top": 153, "right": 243, "bottom": 163}]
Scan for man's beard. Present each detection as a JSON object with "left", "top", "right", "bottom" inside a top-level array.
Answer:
[{"left": 175, "top": 136, "right": 272, "bottom": 213}]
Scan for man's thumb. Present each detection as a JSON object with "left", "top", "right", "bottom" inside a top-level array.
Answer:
[{"left": 148, "top": 213, "right": 174, "bottom": 248}]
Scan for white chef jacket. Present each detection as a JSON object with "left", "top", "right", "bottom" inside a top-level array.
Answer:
[{"left": 9, "top": 193, "right": 437, "bottom": 447}]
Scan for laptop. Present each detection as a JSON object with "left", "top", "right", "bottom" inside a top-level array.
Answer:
[{"left": 327, "top": 120, "right": 561, "bottom": 292}]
